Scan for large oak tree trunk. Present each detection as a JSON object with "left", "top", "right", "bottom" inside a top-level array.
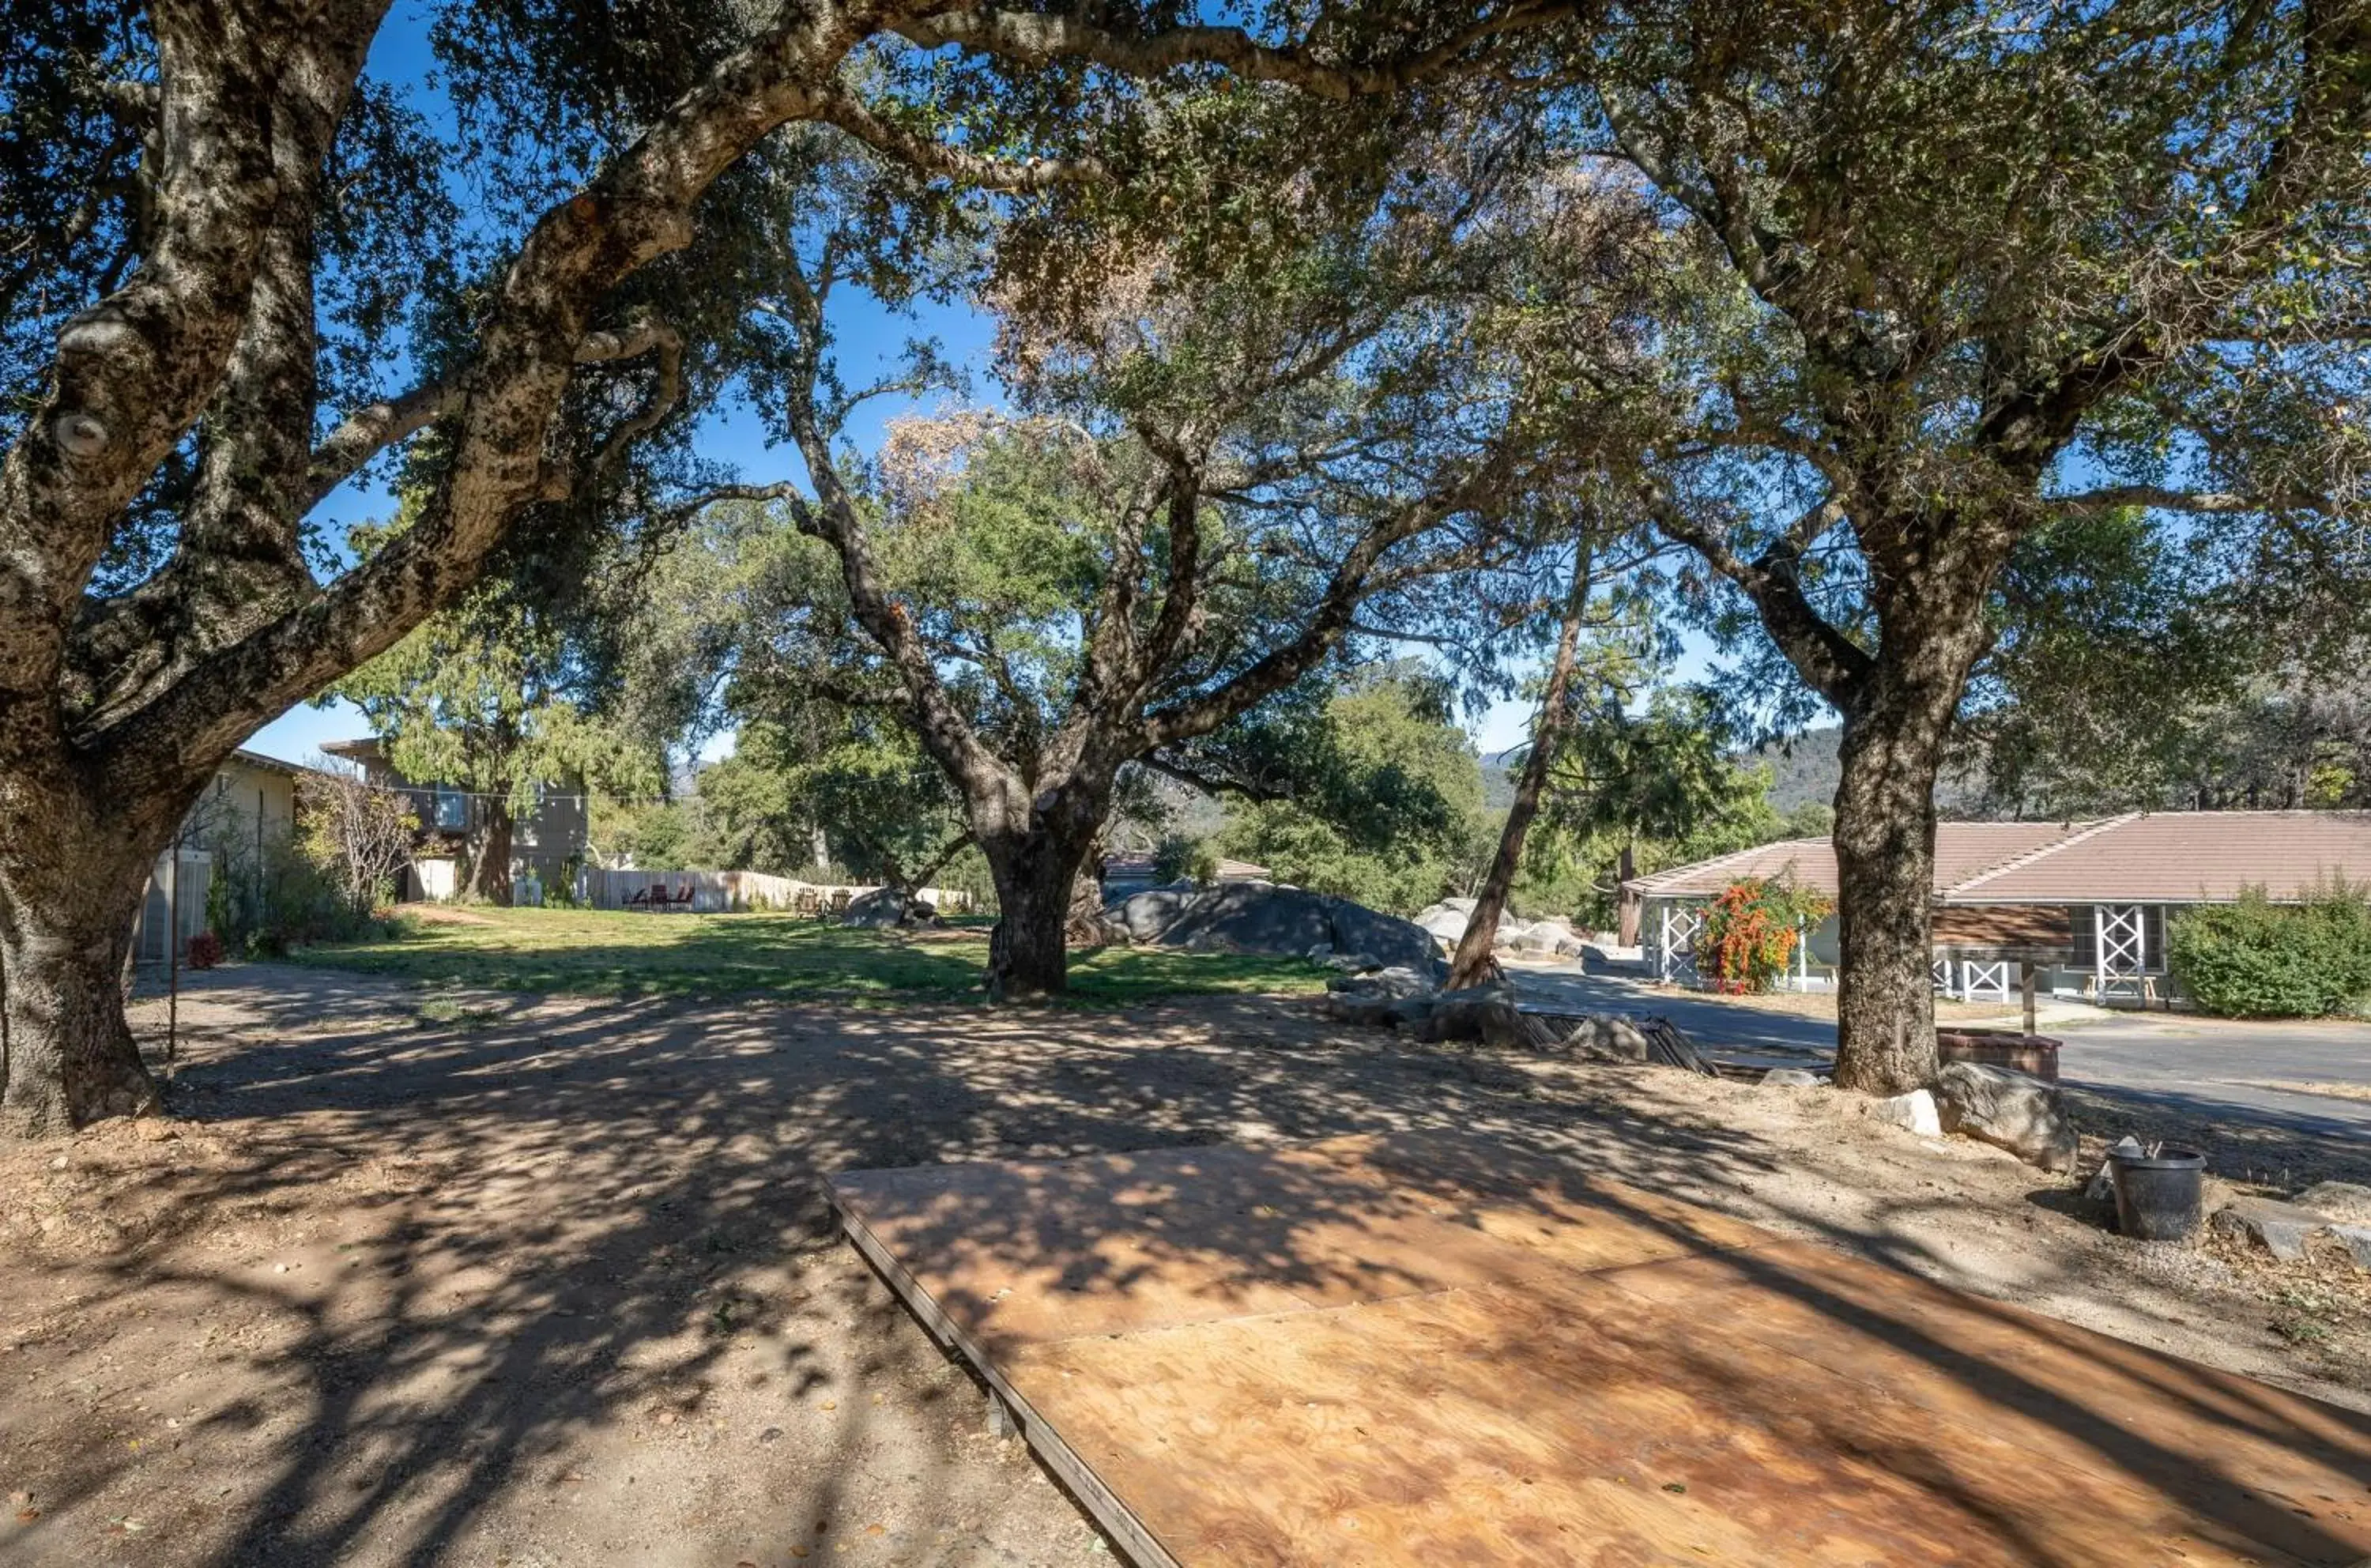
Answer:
[
  {"left": 1829, "top": 564, "right": 1997, "bottom": 1095},
  {"left": 0, "top": 820, "right": 168, "bottom": 1136},
  {"left": 982, "top": 829, "right": 1097, "bottom": 1000},
  {"left": 1449, "top": 563, "right": 1593, "bottom": 989},
  {"left": 1830, "top": 712, "right": 1947, "bottom": 1094}
]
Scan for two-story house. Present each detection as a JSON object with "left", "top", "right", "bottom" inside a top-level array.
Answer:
[{"left": 319, "top": 737, "right": 590, "bottom": 902}]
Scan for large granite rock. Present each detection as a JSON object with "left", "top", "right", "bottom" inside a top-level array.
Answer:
[
  {"left": 1321, "top": 965, "right": 1440, "bottom": 1027},
  {"left": 2211, "top": 1197, "right": 2358, "bottom": 1263},
  {"left": 841, "top": 886, "right": 937, "bottom": 928},
  {"left": 2211, "top": 1185, "right": 2371, "bottom": 1265},
  {"left": 1932, "top": 1062, "right": 2079, "bottom": 1172},
  {"left": 2293, "top": 1181, "right": 2371, "bottom": 1225},
  {"left": 1412, "top": 902, "right": 1469, "bottom": 947},
  {"left": 1560, "top": 1013, "right": 1649, "bottom": 1062},
  {"left": 1114, "top": 882, "right": 1441, "bottom": 973},
  {"left": 1418, "top": 981, "right": 1524, "bottom": 1047}
]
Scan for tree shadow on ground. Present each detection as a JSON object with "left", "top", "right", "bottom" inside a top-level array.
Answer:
[
  {"left": 835, "top": 1135, "right": 2371, "bottom": 1564},
  {"left": 6, "top": 963, "right": 2365, "bottom": 1566}
]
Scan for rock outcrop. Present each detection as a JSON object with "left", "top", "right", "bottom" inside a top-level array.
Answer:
[
  {"left": 1932, "top": 1062, "right": 2079, "bottom": 1171},
  {"left": 1112, "top": 882, "right": 1442, "bottom": 974}
]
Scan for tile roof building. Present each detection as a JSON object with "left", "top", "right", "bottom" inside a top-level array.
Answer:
[{"left": 1624, "top": 812, "right": 2371, "bottom": 1005}]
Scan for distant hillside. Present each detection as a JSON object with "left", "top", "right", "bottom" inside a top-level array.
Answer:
[
  {"left": 1750, "top": 728, "right": 1842, "bottom": 814},
  {"left": 1476, "top": 737, "right": 1836, "bottom": 820},
  {"left": 1481, "top": 749, "right": 1517, "bottom": 812}
]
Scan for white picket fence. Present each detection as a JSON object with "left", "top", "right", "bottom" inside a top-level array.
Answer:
[{"left": 580, "top": 867, "right": 974, "bottom": 914}]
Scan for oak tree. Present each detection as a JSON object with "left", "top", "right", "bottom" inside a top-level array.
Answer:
[
  {"left": 1555, "top": 0, "right": 2369, "bottom": 1089},
  {"left": 0, "top": 0, "right": 1561, "bottom": 1130}
]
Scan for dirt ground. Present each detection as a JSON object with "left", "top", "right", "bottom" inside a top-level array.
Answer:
[{"left": 2, "top": 964, "right": 2366, "bottom": 1568}]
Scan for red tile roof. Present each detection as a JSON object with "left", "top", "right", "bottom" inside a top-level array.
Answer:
[
  {"left": 1627, "top": 812, "right": 2371, "bottom": 906},
  {"left": 1947, "top": 811, "right": 2371, "bottom": 904},
  {"left": 1627, "top": 822, "right": 2086, "bottom": 901}
]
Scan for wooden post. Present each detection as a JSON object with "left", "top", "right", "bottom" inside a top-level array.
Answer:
[
  {"left": 1617, "top": 844, "right": 1640, "bottom": 946},
  {"left": 166, "top": 831, "right": 182, "bottom": 1083},
  {"left": 2021, "top": 958, "right": 2037, "bottom": 1039}
]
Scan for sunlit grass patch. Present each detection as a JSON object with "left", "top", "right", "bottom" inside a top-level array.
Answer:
[{"left": 291, "top": 904, "right": 1325, "bottom": 1005}]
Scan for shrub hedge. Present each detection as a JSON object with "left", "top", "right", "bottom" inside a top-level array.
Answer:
[{"left": 2165, "top": 879, "right": 2371, "bottom": 1019}]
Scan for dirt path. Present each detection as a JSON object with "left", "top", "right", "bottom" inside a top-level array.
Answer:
[{"left": 2, "top": 963, "right": 2364, "bottom": 1567}]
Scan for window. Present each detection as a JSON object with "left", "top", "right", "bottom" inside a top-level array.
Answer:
[{"left": 433, "top": 788, "right": 466, "bottom": 831}]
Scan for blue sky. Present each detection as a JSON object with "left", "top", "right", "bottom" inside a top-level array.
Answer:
[{"left": 243, "top": 6, "right": 1619, "bottom": 769}]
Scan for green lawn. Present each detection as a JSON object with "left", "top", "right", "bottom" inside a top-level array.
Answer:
[{"left": 286, "top": 905, "right": 1326, "bottom": 1005}]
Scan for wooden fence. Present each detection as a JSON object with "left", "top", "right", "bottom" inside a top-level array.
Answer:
[{"left": 581, "top": 868, "right": 975, "bottom": 914}]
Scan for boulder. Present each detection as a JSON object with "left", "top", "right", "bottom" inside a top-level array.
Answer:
[
  {"left": 2293, "top": 1181, "right": 2371, "bottom": 1226},
  {"left": 1107, "top": 882, "right": 1205, "bottom": 940},
  {"left": 1419, "top": 982, "right": 1524, "bottom": 1048},
  {"left": 842, "top": 886, "right": 937, "bottom": 928},
  {"left": 1319, "top": 964, "right": 1438, "bottom": 1027},
  {"left": 1325, "top": 965, "right": 1435, "bottom": 1000},
  {"left": 1762, "top": 1068, "right": 1825, "bottom": 1088},
  {"left": 1112, "top": 881, "right": 1438, "bottom": 974},
  {"left": 1412, "top": 903, "right": 1470, "bottom": 946},
  {"left": 1506, "top": 923, "right": 1566, "bottom": 954},
  {"left": 1329, "top": 898, "right": 1442, "bottom": 974},
  {"left": 1932, "top": 1062, "right": 2079, "bottom": 1172},
  {"left": 2211, "top": 1197, "right": 2337, "bottom": 1263},
  {"left": 1871, "top": 1088, "right": 1943, "bottom": 1138},
  {"left": 1561, "top": 1013, "right": 1650, "bottom": 1063},
  {"left": 1322, "top": 991, "right": 1398, "bottom": 1027},
  {"left": 1442, "top": 896, "right": 1479, "bottom": 914}
]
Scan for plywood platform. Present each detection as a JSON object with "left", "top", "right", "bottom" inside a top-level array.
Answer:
[{"left": 827, "top": 1133, "right": 2371, "bottom": 1566}]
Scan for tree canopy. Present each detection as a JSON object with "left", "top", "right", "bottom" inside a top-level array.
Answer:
[{"left": 1, "top": 0, "right": 2364, "bottom": 1131}]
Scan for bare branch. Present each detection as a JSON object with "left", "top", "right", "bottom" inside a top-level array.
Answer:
[
  {"left": 1140, "top": 462, "right": 1503, "bottom": 748},
  {"left": 1644, "top": 485, "right": 1872, "bottom": 710},
  {"left": 303, "top": 317, "right": 689, "bottom": 513},
  {"left": 894, "top": 2, "right": 1571, "bottom": 100},
  {"left": 812, "top": 86, "right": 1106, "bottom": 190},
  {"left": 583, "top": 319, "right": 686, "bottom": 481},
  {"left": 1138, "top": 752, "right": 1288, "bottom": 804},
  {"left": 2052, "top": 483, "right": 2338, "bottom": 516}
]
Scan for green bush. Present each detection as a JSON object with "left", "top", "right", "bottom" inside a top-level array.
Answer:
[
  {"left": 1152, "top": 835, "right": 1219, "bottom": 885},
  {"left": 2166, "top": 880, "right": 2371, "bottom": 1018}
]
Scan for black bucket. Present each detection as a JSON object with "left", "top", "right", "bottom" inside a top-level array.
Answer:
[{"left": 2108, "top": 1146, "right": 2207, "bottom": 1241}]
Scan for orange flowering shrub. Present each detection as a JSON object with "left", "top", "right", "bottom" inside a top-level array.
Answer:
[{"left": 1696, "top": 876, "right": 1834, "bottom": 994}]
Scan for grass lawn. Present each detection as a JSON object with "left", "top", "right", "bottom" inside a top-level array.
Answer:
[{"left": 287, "top": 904, "right": 1328, "bottom": 1004}]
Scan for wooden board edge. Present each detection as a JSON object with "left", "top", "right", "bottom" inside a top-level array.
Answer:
[{"left": 832, "top": 1196, "right": 1186, "bottom": 1568}]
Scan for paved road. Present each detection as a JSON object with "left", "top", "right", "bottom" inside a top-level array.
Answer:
[{"left": 1512, "top": 964, "right": 2371, "bottom": 1140}]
